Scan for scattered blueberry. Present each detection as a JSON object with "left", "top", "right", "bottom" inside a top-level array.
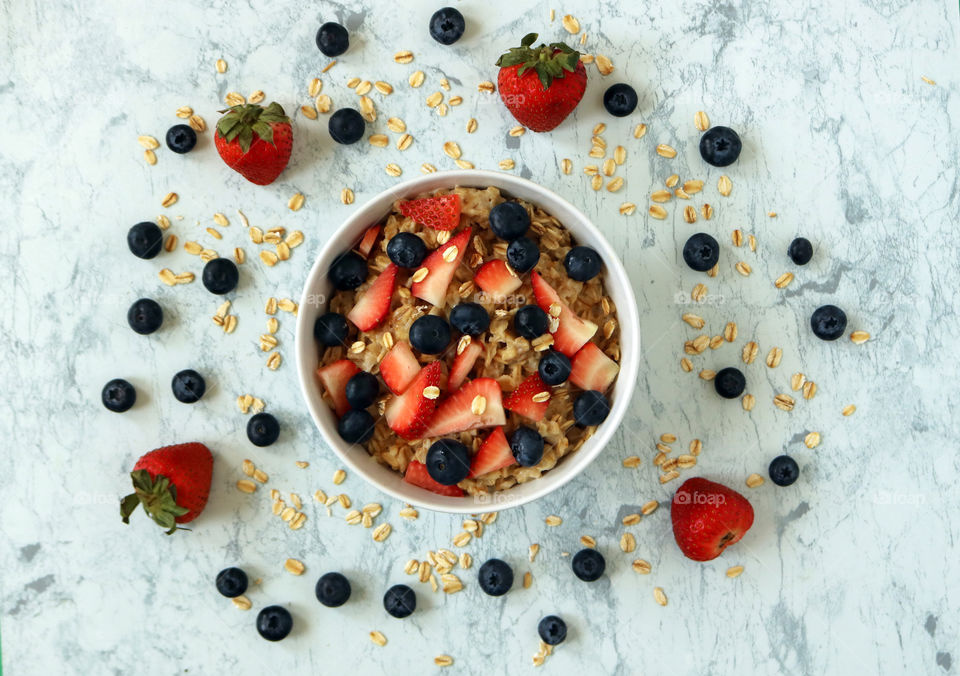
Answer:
[
  {"left": 329, "top": 251, "right": 368, "bottom": 290},
  {"left": 315, "top": 572, "right": 352, "bottom": 607},
  {"left": 514, "top": 305, "right": 549, "bottom": 339},
  {"left": 429, "top": 7, "right": 465, "bottom": 45},
  {"left": 425, "top": 439, "right": 471, "bottom": 485},
  {"left": 215, "top": 567, "right": 248, "bottom": 598},
  {"left": 563, "top": 245, "right": 602, "bottom": 282},
  {"left": 538, "top": 615, "right": 567, "bottom": 645},
  {"left": 338, "top": 409, "right": 376, "bottom": 444},
  {"left": 127, "top": 298, "right": 163, "bottom": 335},
  {"left": 506, "top": 236, "right": 540, "bottom": 273},
  {"left": 165, "top": 124, "right": 197, "bottom": 154},
  {"left": 788, "top": 237, "right": 813, "bottom": 265},
  {"left": 602, "top": 83, "right": 638, "bottom": 117},
  {"left": 247, "top": 412, "right": 280, "bottom": 447},
  {"left": 256, "top": 605, "right": 293, "bottom": 641},
  {"left": 538, "top": 350, "right": 571, "bottom": 386},
  {"left": 328, "top": 108, "right": 366, "bottom": 145},
  {"left": 202, "top": 257, "right": 239, "bottom": 295},
  {"left": 714, "top": 367, "right": 746, "bottom": 399},
  {"left": 573, "top": 390, "right": 610, "bottom": 427},
  {"left": 314, "top": 312, "right": 349, "bottom": 347},
  {"left": 769, "top": 455, "right": 800, "bottom": 486},
  {"left": 102, "top": 378, "right": 136, "bottom": 413},
  {"left": 127, "top": 221, "right": 163, "bottom": 259},
  {"left": 699, "top": 126, "right": 742, "bottom": 167},
  {"left": 383, "top": 584, "right": 416, "bottom": 618},
  {"left": 572, "top": 548, "right": 605, "bottom": 582},
  {"left": 386, "top": 232, "right": 428, "bottom": 268},
  {"left": 510, "top": 426, "right": 544, "bottom": 467},
  {"left": 316, "top": 21, "right": 349, "bottom": 57},
  {"left": 171, "top": 369, "right": 206, "bottom": 403},
  {"left": 682, "top": 233, "right": 720, "bottom": 272},
  {"left": 488, "top": 201, "right": 530, "bottom": 241},
  {"left": 345, "top": 371, "right": 379, "bottom": 410},
  {"left": 477, "top": 558, "right": 514, "bottom": 596},
  {"left": 810, "top": 304, "right": 847, "bottom": 341},
  {"left": 449, "top": 302, "right": 490, "bottom": 336},
  {"left": 409, "top": 315, "right": 451, "bottom": 354}
]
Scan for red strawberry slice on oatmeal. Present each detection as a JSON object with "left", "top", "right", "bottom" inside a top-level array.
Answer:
[{"left": 531, "top": 271, "right": 597, "bottom": 356}]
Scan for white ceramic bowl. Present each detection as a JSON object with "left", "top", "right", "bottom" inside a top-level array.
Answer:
[{"left": 296, "top": 170, "right": 640, "bottom": 514}]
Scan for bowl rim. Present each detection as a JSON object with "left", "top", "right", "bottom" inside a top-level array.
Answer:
[{"left": 295, "top": 169, "right": 640, "bottom": 514}]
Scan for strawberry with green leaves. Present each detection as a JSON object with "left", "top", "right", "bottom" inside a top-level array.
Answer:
[{"left": 214, "top": 102, "right": 293, "bottom": 185}]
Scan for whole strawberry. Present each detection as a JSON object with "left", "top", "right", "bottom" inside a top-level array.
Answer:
[
  {"left": 214, "top": 102, "right": 292, "bottom": 185},
  {"left": 495, "top": 33, "right": 587, "bottom": 132},
  {"left": 120, "top": 442, "right": 213, "bottom": 534},
  {"left": 670, "top": 477, "right": 755, "bottom": 561}
]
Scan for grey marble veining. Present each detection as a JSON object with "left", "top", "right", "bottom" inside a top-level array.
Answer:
[{"left": 2, "top": 0, "right": 959, "bottom": 674}]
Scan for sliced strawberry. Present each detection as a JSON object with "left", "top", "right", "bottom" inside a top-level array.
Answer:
[
  {"left": 474, "top": 259, "right": 522, "bottom": 298},
  {"left": 379, "top": 342, "right": 421, "bottom": 395},
  {"left": 569, "top": 342, "right": 620, "bottom": 392},
  {"left": 531, "top": 271, "right": 598, "bottom": 356},
  {"left": 316, "top": 359, "right": 360, "bottom": 416},
  {"left": 470, "top": 427, "right": 515, "bottom": 477},
  {"left": 503, "top": 372, "right": 551, "bottom": 422},
  {"left": 422, "top": 378, "right": 505, "bottom": 438},
  {"left": 411, "top": 228, "right": 471, "bottom": 307},
  {"left": 404, "top": 460, "right": 465, "bottom": 497},
  {"left": 398, "top": 194, "right": 462, "bottom": 231},
  {"left": 346, "top": 263, "right": 397, "bottom": 332},
  {"left": 357, "top": 224, "right": 381, "bottom": 258},
  {"left": 385, "top": 361, "right": 444, "bottom": 440},
  {"left": 448, "top": 339, "right": 484, "bottom": 392}
]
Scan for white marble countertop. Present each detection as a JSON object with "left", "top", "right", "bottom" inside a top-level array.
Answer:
[{"left": 3, "top": 0, "right": 959, "bottom": 673}]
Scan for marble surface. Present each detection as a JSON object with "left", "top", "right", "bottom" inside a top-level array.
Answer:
[{"left": 2, "top": 0, "right": 959, "bottom": 673}]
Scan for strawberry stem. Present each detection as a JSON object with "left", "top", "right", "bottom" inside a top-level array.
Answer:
[
  {"left": 120, "top": 469, "right": 191, "bottom": 535},
  {"left": 496, "top": 33, "right": 582, "bottom": 89}
]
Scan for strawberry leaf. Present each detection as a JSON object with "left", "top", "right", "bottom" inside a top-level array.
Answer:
[{"left": 496, "top": 34, "right": 582, "bottom": 89}]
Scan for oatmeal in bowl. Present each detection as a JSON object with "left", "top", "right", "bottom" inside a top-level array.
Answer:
[{"left": 296, "top": 171, "right": 640, "bottom": 513}]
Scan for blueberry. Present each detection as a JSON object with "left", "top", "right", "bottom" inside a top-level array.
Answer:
[
  {"left": 769, "top": 455, "right": 800, "bottom": 486},
  {"left": 714, "top": 367, "right": 746, "bottom": 399},
  {"left": 171, "top": 369, "right": 206, "bottom": 403},
  {"left": 682, "top": 233, "right": 720, "bottom": 272},
  {"left": 127, "top": 298, "right": 163, "bottom": 335},
  {"left": 538, "top": 615, "right": 567, "bottom": 645},
  {"left": 506, "top": 237, "right": 540, "bottom": 273},
  {"left": 314, "top": 312, "right": 349, "bottom": 347},
  {"left": 788, "top": 237, "right": 813, "bottom": 265},
  {"left": 514, "top": 305, "right": 549, "bottom": 339},
  {"left": 429, "top": 7, "right": 465, "bottom": 45},
  {"left": 202, "top": 258, "right": 239, "bottom": 295},
  {"left": 316, "top": 21, "right": 349, "bottom": 57},
  {"left": 328, "top": 108, "right": 365, "bottom": 145},
  {"left": 571, "top": 548, "right": 605, "bottom": 582},
  {"left": 127, "top": 221, "right": 163, "bottom": 259},
  {"left": 449, "top": 302, "right": 490, "bottom": 336},
  {"left": 383, "top": 584, "right": 416, "bottom": 618},
  {"left": 247, "top": 412, "right": 280, "bottom": 447},
  {"left": 102, "top": 378, "right": 136, "bottom": 412},
  {"left": 602, "top": 83, "right": 638, "bottom": 117},
  {"left": 488, "top": 201, "right": 530, "bottom": 241},
  {"left": 510, "top": 426, "right": 544, "bottom": 467},
  {"left": 409, "top": 315, "right": 451, "bottom": 354},
  {"left": 538, "top": 350, "right": 571, "bottom": 386},
  {"left": 328, "top": 251, "right": 368, "bottom": 290},
  {"left": 573, "top": 391, "right": 610, "bottom": 427},
  {"left": 215, "top": 567, "right": 248, "bottom": 598},
  {"left": 699, "top": 126, "right": 742, "bottom": 167},
  {"left": 315, "top": 572, "right": 352, "bottom": 607},
  {"left": 165, "top": 124, "right": 197, "bottom": 154},
  {"left": 338, "top": 409, "right": 375, "bottom": 444},
  {"left": 386, "top": 232, "right": 427, "bottom": 268},
  {"left": 563, "top": 245, "right": 602, "bottom": 281},
  {"left": 477, "top": 558, "right": 514, "bottom": 596},
  {"left": 810, "top": 304, "right": 847, "bottom": 341},
  {"left": 425, "top": 439, "right": 471, "bottom": 485},
  {"left": 345, "top": 371, "right": 379, "bottom": 409},
  {"left": 256, "top": 605, "right": 293, "bottom": 641}
]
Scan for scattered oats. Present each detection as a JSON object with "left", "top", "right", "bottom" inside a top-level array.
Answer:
[
  {"left": 694, "top": 110, "right": 710, "bottom": 131},
  {"left": 742, "top": 341, "right": 758, "bottom": 364},
  {"left": 451, "top": 531, "right": 471, "bottom": 548},
  {"left": 680, "top": 357, "right": 693, "bottom": 372},
  {"left": 774, "top": 393, "right": 795, "bottom": 411},
  {"left": 509, "top": 125, "right": 526, "bottom": 137},
  {"left": 702, "top": 203, "right": 714, "bottom": 220},
  {"left": 397, "top": 133, "right": 414, "bottom": 151},
  {"left": 295, "top": 461, "right": 309, "bottom": 469},
  {"left": 665, "top": 174, "right": 680, "bottom": 188},
  {"left": 163, "top": 234, "right": 177, "bottom": 253},
  {"left": 622, "top": 513, "right": 641, "bottom": 526},
  {"left": 370, "top": 630, "right": 387, "bottom": 647},
  {"left": 805, "top": 431, "right": 821, "bottom": 448},
  {"left": 620, "top": 533, "right": 637, "bottom": 553},
  {"left": 775, "top": 272, "right": 794, "bottom": 289},
  {"left": 523, "top": 571, "right": 533, "bottom": 589},
  {"left": 748, "top": 234, "right": 757, "bottom": 252},
  {"left": 400, "top": 505, "right": 419, "bottom": 520},
  {"left": 631, "top": 124, "right": 648, "bottom": 140},
  {"left": 394, "top": 50, "right": 414, "bottom": 64},
  {"left": 466, "top": 118, "right": 478, "bottom": 134},
  {"left": 225, "top": 92, "right": 245, "bottom": 106},
  {"left": 252, "top": 468, "right": 268, "bottom": 483},
  {"left": 455, "top": 159, "right": 474, "bottom": 170},
  {"left": 215, "top": 58, "right": 228, "bottom": 74},
  {"left": 339, "top": 188, "right": 356, "bottom": 207},
  {"left": 850, "top": 330, "right": 870, "bottom": 345},
  {"left": 632, "top": 559, "right": 652, "bottom": 575},
  {"left": 385, "top": 163, "right": 402, "bottom": 177},
  {"left": 223, "top": 315, "right": 238, "bottom": 334},
  {"left": 143, "top": 149, "right": 157, "bottom": 165},
  {"left": 683, "top": 180, "right": 704, "bottom": 194},
  {"left": 359, "top": 95, "right": 376, "bottom": 120},
  {"left": 765, "top": 347, "right": 783, "bottom": 368},
  {"left": 595, "top": 54, "right": 614, "bottom": 75},
  {"left": 649, "top": 205, "right": 667, "bottom": 220},
  {"left": 480, "top": 512, "right": 498, "bottom": 525},
  {"left": 660, "top": 470, "right": 680, "bottom": 484},
  {"left": 345, "top": 509, "right": 362, "bottom": 525},
  {"left": 561, "top": 14, "right": 580, "bottom": 33},
  {"left": 188, "top": 115, "right": 206, "bottom": 132},
  {"left": 675, "top": 187, "right": 691, "bottom": 200},
  {"left": 746, "top": 473, "right": 765, "bottom": 488},
  {"left": 622, "top": 455, "right": 641, "bottom": 469},
  {"left": 921, "top": 75, "right": 936, "bottom": 85},
  {"left": 232, "top": 595, "right": 251, "bottom": 610},
  {"left": 545, "top": 515, "right": 562, "bottom": 527},
  {"left": 651, "top": 189, "right": 672, "bottom": 203},
  {"left": 735, "top": 261, "right": 752, "bottom": 276},
  {"left": 499, "top": 158, "right": 515, "bottom": 170},
  {"left": 315, "top": 94, "right": 332, "bottom": 114},
  {"left": 354, "top": 80, "right": 372, "bottom": 96},
  {"left": 689, "top": 439, "right": 702, "bottom": 456},
  {"left": 448, "top": 95, "right": 463, "bottom": 107},
  {"left": 157, "top": 214, "right": 171, "bottom": 230},
  {"left": 619, "top": 202, "right": 636, "bottom": 215},
  {"left": 691, "top": 283, "right": 708, "bottom": 302},
  {"left": 266, "top": 352, "right": 282, "bottom": 370},
  {"left": 768, "top": 212, "right": 777, "bottom": 218},
  {"left": 791, "top": 372, "right": 807, "bottom": 391},
  {"left": 580, "top": 54, "right": 594, "bottom": 64},
  {"left": 722, "top": 322, "right": 737, "bottom": 342},
  {"left": 369, "top": 134, "right": 389, "bottom": 148},
  {"left": 742, "top": 394, "right": 755, "bottom": 411},
  {"left": 285, "top": 231, "right": 304, "bottom": 249},
  {"left": 683, "top": 205, "right": 697, "bottom": 223},
  {"left": 699, "top": 369, "right": 716, "bottom": 381},
  {"left": 236, "top": 479, "right": 257, "bottom": 494},
  {"left": 726, "top": 565, "right": 745, "bottom": 578},
  {"left": 206, "top": 227, "right": 222, "bottom": 240},
  {"left": 637, "top": 501, "right": 658, "bottom": 518},
  {"left": 718, "top": 175, "right": 732, "bottom": 196},
  {"left": 580, "top": 535, "right": 596, "bottom": 548},
  {"left": 606, "top": 176, "right": 624, "bottom": 192},
  {"left": 478, "top": 80, "right": 496, "bottom": 93},
  {"left": 248, "top": 90, "right": 265, "bottom": 104},
  {"left": 653, "top": 587, "right": 668, "bottom": 606},
  {"left": 426, "top": 91, "right": 443, "bottom": 108},
  {"left": 656, "top": 143, "right": 677, "bottom": 158},
  {"left": 161, "top": 192, "right": 178, "bottom": 208},
  {"left": 284, "top": 558, "right": 305, "bottom": 576},
  {"left": 435, "top": 655, "right": 454, "bottom": 668},
  {"left": 589, "top": 145, "right": 605, "bottom": 159},
  {"left": 441, "top": 573, "right": 463, "bottom": 594}
]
